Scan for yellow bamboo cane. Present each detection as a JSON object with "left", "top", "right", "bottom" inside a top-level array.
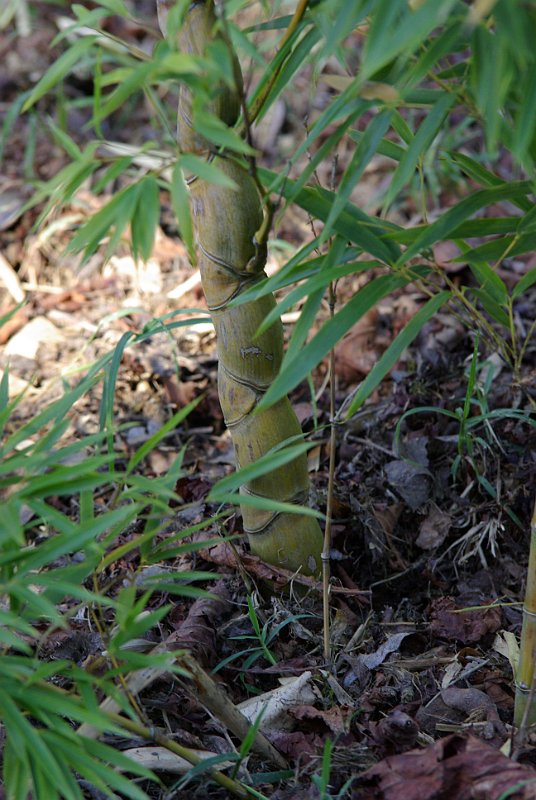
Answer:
[
  {"left": 515, "top": 498, "right": 536, "bottom": 728},
  {"left": 157, "top": 0, "right": 323, "bottom": 576}
]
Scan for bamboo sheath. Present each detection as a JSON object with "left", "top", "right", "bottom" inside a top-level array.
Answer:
[{"left": 157, "top": 1, "right": 322, "bottom": 575}]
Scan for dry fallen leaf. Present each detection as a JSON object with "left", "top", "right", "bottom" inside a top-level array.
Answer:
[{"left": 352, "top": 734, "right": 536, "bottom": 800}]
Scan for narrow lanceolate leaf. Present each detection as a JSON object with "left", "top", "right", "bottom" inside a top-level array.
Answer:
[
  {"left": 285, "top": 289, "right": 324, "bottom": 364},
  {"left": 319, "top": 109, "right": 393, "bottom": 245},
  {"left": 382, "top": 93, "right": 455, "bottom": 210},
  {"left": 513, "top": 267, "right": 536, "bottom": 300},
  {"left": 258, "top": 272, "right": 418, "bottom": 411},
  {"left": 208, "top": 443, "right": 314, "bottom": 499},
  {"left": 512, "top": 59, "right": 536, "bottom": 168},
  {"left": 361, "top": 0, "right": 458, "bottom": 83},
  {"left": 67, "top": 183, "right": 138, "bottom": 261},
  {"left": 91, "top": 0, "right": 130, "bottom": 15},
  {"left": 179, "top": 154, "right": 237, "bottom": 189},
  {"left": 171, "top": 162, "right": 195, "bottom": 263},
  {"left": 346, "top": 291, "right": 451, "bottom": 417},
  {"left": 194, "top": 111, "right": 256, "bottom": 155},
  {"left": 256, "top": 259, "right": 377, "bottom": 335},
  {"left": 397, "top": 181, "right": 533, "bottom": 265},
  {"left": 131, "top": 175, "right": 160, "bottom": 263},
  {"left": 466, "top": 262, "right": 508, "bottom": 306},
  {"left": 23, "top": 37, "right": 98, "bottom": 111},
  {"left": 259, "top": 169, "right": 400, "bottom": 264},
  {"left": 92, "top": 61, "right": 155, "bottom": 124},
  {"left": 457, "top": 234, "right": 536, "bottom": 264},
  {"left": 215, "top": 493, "right": 325, "bottom": 520},
  {"left": 470, "top": 25, "right": 510, "bottom": 155}
]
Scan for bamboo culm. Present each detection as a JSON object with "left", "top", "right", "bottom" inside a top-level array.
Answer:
[{"left": 157, "top": 0, "right": 323, "bottom": 575}]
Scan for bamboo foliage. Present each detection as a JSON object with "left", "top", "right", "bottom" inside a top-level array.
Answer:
[{"left": 157, "top": 0, "right": 323, "bottom": 576}]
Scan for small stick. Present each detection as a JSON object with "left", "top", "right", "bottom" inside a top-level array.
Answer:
[
  {"left": 322, "top": 282, "right": 336, "bottom": 664},
  {"left": 77, "top": 640, "right": 287, "bottom": 769}
]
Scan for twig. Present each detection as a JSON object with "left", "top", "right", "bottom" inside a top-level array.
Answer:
[
  {"left": 77, "top": 637, "right": 287, "bottom": 769},
  {"left": 102, "top": 709, "right": 251, "bottom": 798},
  {"left": 246, "top": 0, "right": 310, "bottom": 126},
  {"left": 322, "top": 281, "right": 337, "bottom": 664}
]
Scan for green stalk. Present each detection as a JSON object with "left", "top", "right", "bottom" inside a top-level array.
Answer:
[
  {"left": 514, "top": 498, "right": 536, "bottom": 727},
  {"left": 157, "top": 1, "right": 322, "bottom": 575}
]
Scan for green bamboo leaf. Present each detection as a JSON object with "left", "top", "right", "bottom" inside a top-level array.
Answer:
[
  {"left": 346, "top": 291, "right": 451, "bottom": 417},
  {"left": 469, "top": 288, "right": 510, "bottom": 327},
  {"left": 265, "top": 87, "right": 367, "bottom": 196},
  {"left": 22, "top": 37, "right": 98, "bottom": 111},
  {"left": 350, "top": 129, "right": 406, "bottom": 162},
  {"left": 516, "top": 205, "right": 536, "bottom": 234},
  {"left": 233, "top": 239, "right": 325, "bottom": 306},
  {"left": 215, "top": 493, "right": 324, "bottom": 519},
  {"left": 397, "top": 181, "right": 533, "bottom": 265},
  {"left": 387, "top": 217, "right": 520, "bottom": 245},
  {"left": 3, "top": 738, "right": 28, "bottom": 800},
  {"left": 467, "top": 262, "right": 508, "bottom": 305},
  {"left": 0, "top": 89, "right": 31, "bottom": 164},
  {"left": 0, "top": 371, "right": 101, "bottom": 458},
  {"left": 383, "top": 93, "right": 455, "bottom": 209},
  {"left": 44, "top": 735, "right": 151, "bottom": 799},
  {"left": 195, "top": 112, "right": 256, "bottom": 155},
  {"left": 391, "top": 110, "right": 413, "bottom": 145},
  {"left": 320, "top": 109, "right": 393, "bottom": 244},
  {"left": 259, "top": 170, "right": 400, "bottom": 264},
  {"left": 259, "top": 272, "right": 415, "bottom": 411},
  {"left": 361, "top": 0, "right": 458, "bottom": 82},
  {"left": 99, "top": 331, "right": 135, "bottom": 434},
  {"left": 0, "top": 691, "right": 72, "bottom": 798},
  {"left": 208, "top": 443, "right": 313, "bottom": 498},
  {"left": 179, "top": 154, "right": 237, "bottom": 189},
  {"left": 470, "top": 25, "right": 511, "bottom": 155},
  {"left": 127, "top": 399, "right": 199, "bottom": 473},
  {"left": 404, "top": 19, "right": 465, "bottom": 87},
  {"left": 456, "top": 234, "right": 536, "bottom": 264},
  {"left": 24, "top": 157, "right": 97, "bottom": 223},
  {"left": 171, "top": 162, "right": 196, "bottom": 263},
  {"left": 256, "top": 260, "right": 377, "bottom": 334},
  {"left": 284, "top": 106, "right": 365, "bottom": 202},
  {"left": 92, "top": 155, "right": 134, "bottom": 193},
  {"left": 512, "top": 267, "right": 536, "bottom": 300},
  {"left": 67, "top": 183, "right": 138, "bottom": 260},
  {"left": 131, "top": 176, "right": 160, "bottom": 263},
  {"left": 13, "top": 505, "right": 140, "bottom": 574},
  {"left": 158, "top": 51, "right": 203, "bottom": 77},
  {"left": 265, "top": 26, "right": 320, "bottom": 103},
  {"left": 92, "top": 0, "right": 130, "bottom": 15},
  {"left": 315, "top": 0, "right": 370, "bottom": 60},
  {"left": 447, "top": 155, "right": 533, "bottom": 212},
  {"left": 512, "top": 60, "right": 536, "bottom": 167},
  {"left": 285, "top": 289, "right": 324, "bottom": 363},
  {"left": 46, "top": 118, "right": 82, "bottom": 160},
  {"left": 93, "top": 61, "right": 155, "bottom": 123},
  {"left": 20, "top": 472, "right": 113, "bottom": 500},
  {"left": 251, "top": 26, "right": 321, "bottom": 123}
]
